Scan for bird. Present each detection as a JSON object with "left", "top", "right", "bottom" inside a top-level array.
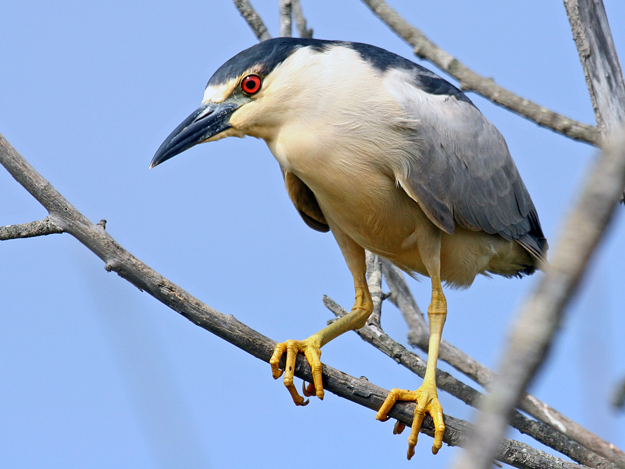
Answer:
[{"left": 150, "top": 37, "right": 547, "bottom": 459}]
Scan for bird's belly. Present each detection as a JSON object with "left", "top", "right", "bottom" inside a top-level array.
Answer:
[
  {"left": 306, "top": 174, "right": 528, "bottom": 287},
  {"left": 305, "top": 171, "right": 433, "bottom": 272},
  {"left": 268, "top": 135, "right": 529, "bottom": 287}
]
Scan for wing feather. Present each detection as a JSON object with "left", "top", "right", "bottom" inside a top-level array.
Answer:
[
  {"left": 387, "top": 68, "right": 547, "bottom": 259},
  {"left": 282, "top": 169, "right": 329, "bottom": 233}
]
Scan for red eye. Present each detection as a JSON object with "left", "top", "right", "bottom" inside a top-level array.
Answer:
[{"left": 241, "top": 74, "right": 262, "bottom": 95}]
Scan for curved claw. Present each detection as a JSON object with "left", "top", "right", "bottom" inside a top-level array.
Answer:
[
  {"left": 269, "top": 338, "right": 324, "bottom": 405},
  {"left": 287, "top": 385, "right": 309, "bottom": 406},
  {"left": 393, "top": 421, "right": 406, "bottom": 434},
  {"left": 302, "top": 381, "right": 316, "bottom": 397}
]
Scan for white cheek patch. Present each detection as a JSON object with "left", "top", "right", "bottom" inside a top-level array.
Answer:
[{"left": 202, "top": 79, "right": 238, "bottom": 103}]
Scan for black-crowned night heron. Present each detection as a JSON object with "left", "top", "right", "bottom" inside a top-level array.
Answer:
[{"left": 150, "top": 38, "right": 547, "bottom": 458}]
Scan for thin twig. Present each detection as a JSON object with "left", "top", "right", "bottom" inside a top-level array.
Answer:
[
  {"left": 452, "top": 128, "right": 625, "bottom": 469},
  {"left": 0, "top": 132, "right": 583, "bottom": 469},
  {"left": 0, "top": 216, "right": 63, "bottom": 240},
  {"left": 365, "top": 251, "right": 383, "bottom": 326},
  {"left": 360, "top": 0, "right": 600, "bottom": 146},
  {"left": 279, "top": 0, "right": 292, "bottom": 37},
  {"left": 382, "top": 259, "right": 624, "bottom": 464},
  {"left": 291, "top": 0, "right": 312, "bottom": 38},
  {"left": 232, "top": 0, "right": 271, "bottom": 41},
  {"left": 324, "top": 296, "right": 616, "bottom": 469}
]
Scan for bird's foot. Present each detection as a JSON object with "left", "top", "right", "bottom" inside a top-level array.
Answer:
[
  {"left": 376, "top": 382, "right": 445, "bottom": 459},
  {"left": 270, "top": 337, "right": 323, "bottom": 406}
]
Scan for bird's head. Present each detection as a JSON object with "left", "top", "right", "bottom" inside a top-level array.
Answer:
[{"left": 150, "top": 38, "right": 342, "bottom": 168}]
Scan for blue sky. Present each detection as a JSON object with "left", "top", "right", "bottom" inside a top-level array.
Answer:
[{"left": 1, "top": 1, "right": 624, "bottom": 467}]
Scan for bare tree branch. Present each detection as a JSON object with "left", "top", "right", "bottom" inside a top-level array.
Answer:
[
  {"left": 324, "top": 296, "right": 616, "bottom": 469},
  {"left": 0, "top": 216, "right": 63, "bottom": 240},
  {"left": 382, "top": 259, "right": 624, "bottom": 464},
  {"left": 365, "top": 251, "right": 383, "bottom": 326},
  {"left": 0, "top": 132, "right": 588, "bottom": 469},
  {"left": 564, "top": 0, "right": 625, "bottom": 202},
  {"left": 279, "top": 0, "right": 292, "bottom": 37},
  {"left": 360, "top": 0, "right": 601, "bottom": 146},
  {"left": 291, "top": 0, "right": 312, "bottom": 38},
  {"left": 452, "top": 128, "right": 625, "bottom": 469},
  {"left": 564, "top": 0, "right": 625, "bottom": 137},
  {"left": 232, "top": 0, "right": 271, "bottom": 41}
]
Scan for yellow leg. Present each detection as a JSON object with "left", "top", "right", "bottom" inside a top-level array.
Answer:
[
  {"left": 269, "top": 227, "right": 373, "bottom": 405},
  {"left": 376, "top": 278, "right": 446, "bottom": 457},
  {"left": 376, "top": 227, "right": 447, "bottom": 458}
]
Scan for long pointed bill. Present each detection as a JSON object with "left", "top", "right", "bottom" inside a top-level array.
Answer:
[{"left": 150, "top": 100, "right": 241, "bottom": 168}]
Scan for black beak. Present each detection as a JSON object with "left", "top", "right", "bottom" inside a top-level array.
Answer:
[{"left": 150, "top": 100, "right": 240, "bottom": 168}]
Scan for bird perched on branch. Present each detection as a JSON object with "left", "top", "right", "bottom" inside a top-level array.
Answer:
[{"left": 151, "top": 37, "right": 547, "bottom": 459}]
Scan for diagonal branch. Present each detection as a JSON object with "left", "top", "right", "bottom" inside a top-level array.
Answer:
[
  {"left": 0, "top": 216, "right": 63, "bottom": 240},
  {"left": 0, "top": 132, "right": 584, "bottom": 469},
  {"left": 382, "top": 259, "right": 625, "bottom": 465},
  {"left": 232, "top": 0, "right": 271, "bottom": 41},
  {"left": 291, "top": 0, "right": 312, "bottom": 38},
  {"left": 324, "top": 296, "right": 616, "bottom": 469},
  {"left": 361, "top": 0, "right": 600, "bottom": 146}
]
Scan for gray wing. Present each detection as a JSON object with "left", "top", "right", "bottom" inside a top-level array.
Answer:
[
  {"left": 282, "top": 168, "right": 330, "bottom": 233},
  {"left": 391, "top": 71, "right": 547, "bottom": 259}
]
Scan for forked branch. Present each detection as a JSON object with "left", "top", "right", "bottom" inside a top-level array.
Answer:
[{"left": 0, "top": 216, "right": 63, "bottom": 240}]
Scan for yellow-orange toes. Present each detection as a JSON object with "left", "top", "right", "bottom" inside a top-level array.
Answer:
[
  {"left": 269, "top": 338, "right": 324, "bottom": 406},
  {"left": 376, "top": 384, "right": 445, "bottom": 459}
]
